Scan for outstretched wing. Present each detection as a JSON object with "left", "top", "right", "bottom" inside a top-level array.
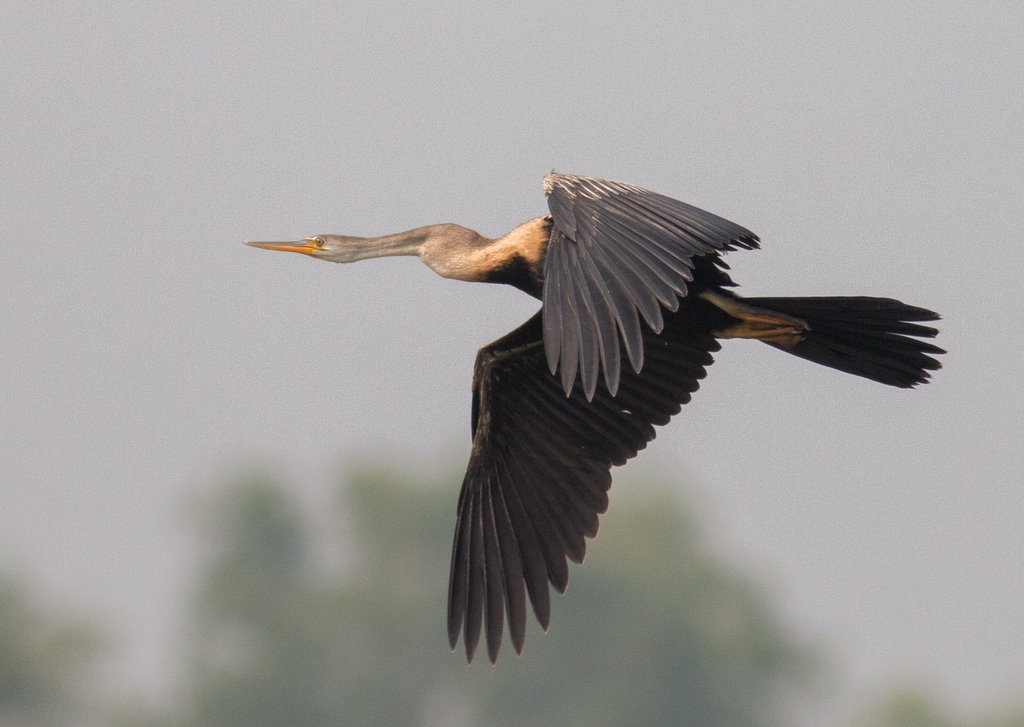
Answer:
[
  {"left": 447, "top": 302, "right": 721, "bottom": 664},
  {"left": 542, "top": 172, "right": 758, "bottom": 400}
]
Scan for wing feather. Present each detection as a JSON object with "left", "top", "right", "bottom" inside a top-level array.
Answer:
[
  {"left": 448, "top": 303, "right": 719, "bottom": 662},
  {"left": 566, "top": 249, "right": 602, "bottom": 399},
  {"left": 463, "top": 483, "right": 485, "bottom": 662},
  {"left": 509, "top": 399, "right": 597, "bottom": 560},
  {"left": 543, "top": 172, "right": 757, "bottom": 396},
  {"left": 541, "top": 241, "right": 563, "bottom": 375},
  {"left": 493, "top": 456, "right": 551, "bottom": 631},
  {"left": 590, "top": 211, "right": 686, "bottom": 305},
  {"left": 446, "top": 481, "right": 473, "bottom": 648},
  {"left": 556, "top": 245, "right": 582, "bottom": 394},
  {"left": 586, "top": 241, "right": 664, "bottom": 339},
  {"left": 504, "top": 449, "right": 572, "bottom": 591},
  {"left": 575, "top": 249, "right": 633, "bottom": 388},
  {"left": 480, "top": 478, "right": 506, "bottom": 664},
  {"left": 596, "top": 203, "right": 696, "bottom": 283},
  {"left": 488, "top": 471, "right": 527, "bottom": 653},
  {"left": 581, "top": 230, "right": 678, "bottom": 326},
  {"left": 566, "top": 248, "right": 621, "bottom": 398}
]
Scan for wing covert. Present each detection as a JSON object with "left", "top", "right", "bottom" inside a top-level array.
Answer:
[
  {"left": 447, "top": 304, "right": 721, "bottom": 663},
  {"left": 542, "top": 173, "right": 759, "bottom": 399}
]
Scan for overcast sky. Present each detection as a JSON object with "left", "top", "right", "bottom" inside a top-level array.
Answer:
[{"left": 2, "top": 0, "right": 1022, "bottom": 715}]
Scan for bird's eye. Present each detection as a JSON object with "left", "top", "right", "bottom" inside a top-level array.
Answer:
[{"left": 313, "top": 237, "right": 325, "bottom": 248}]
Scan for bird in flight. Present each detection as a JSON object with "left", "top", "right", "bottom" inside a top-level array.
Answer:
[{"left": 246, "top": 172, "right": 943, "bottom": 664}]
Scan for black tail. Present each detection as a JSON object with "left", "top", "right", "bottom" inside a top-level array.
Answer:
[{"left": 740, "top": 296, "right": 944, "bottom": 388}]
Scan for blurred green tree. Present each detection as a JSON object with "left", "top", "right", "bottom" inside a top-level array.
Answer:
[
  {"left": 0, "top": 574, "right": 103, "bottom": 727},
  {"left": 180, "top": 466, "right": 813, "bottom": 727},
  {"left": 850, "top": 687, "right": 1024, "bottom": 727}
]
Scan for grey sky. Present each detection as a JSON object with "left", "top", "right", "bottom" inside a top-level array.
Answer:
[{"left": 2, "top": 0, "right": 1022, "bottom": 714}]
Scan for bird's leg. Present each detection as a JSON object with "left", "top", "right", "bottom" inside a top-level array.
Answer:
[{"left": 699, "top": 290, "right": 808, "bottom": 350}]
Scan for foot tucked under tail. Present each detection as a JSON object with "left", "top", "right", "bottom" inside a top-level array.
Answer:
[{"left": 702, "top": 292, "right": 944, "bottom": 388}]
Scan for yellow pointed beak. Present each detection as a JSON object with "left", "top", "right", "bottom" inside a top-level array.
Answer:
[{"left": 244, "top": 238, "right": 323, "bottom": 256}]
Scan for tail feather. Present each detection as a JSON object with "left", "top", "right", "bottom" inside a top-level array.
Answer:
[{"left": 741, "top": 296, "right": 944, "bottom": 388}]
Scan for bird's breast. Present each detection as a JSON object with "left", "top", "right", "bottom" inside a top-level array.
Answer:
[{"left": 481, "top": 216, "right": 551, "bottom": 298}]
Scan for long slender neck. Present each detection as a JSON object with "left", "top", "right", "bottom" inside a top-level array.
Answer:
[
  {"left": 323, "top": 218, "right": 549, "bottom": 294},
  {"left": 326, "top": 225, "right": 456, "bottom": 262},
  {"left": 335, "top": 223, "right": 493, "bottom": 281}
]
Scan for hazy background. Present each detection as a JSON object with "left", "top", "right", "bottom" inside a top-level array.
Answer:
[{"left": 1, "top": 0, "right": 1021, "bottom": 722}]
